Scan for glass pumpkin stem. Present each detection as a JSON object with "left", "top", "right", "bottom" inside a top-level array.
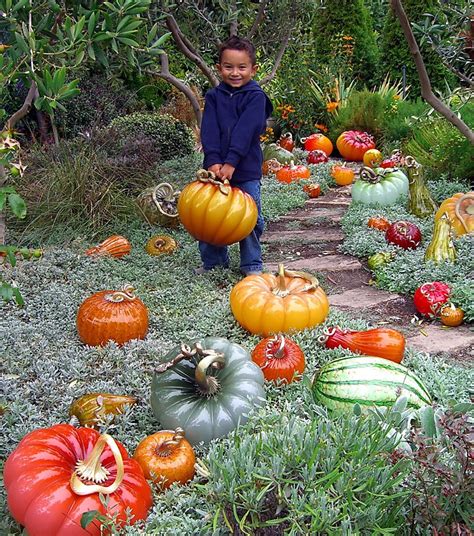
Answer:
[
  {"left": 274, "top": 264, "right": 320, "bottom": 297},
  {"left": 195, "top": 352, "right": 225, "bottom": 396},
  {"left": 266, "top": 334, "right": 286, "bottom": 359},
  {"left": 70, "top": 433, "right": 124, "bottom": 495},
  {"left": 359, "top": 166, "right": 380, "bottom": 183},
  {"left": 455, "top": 193, "right": 474, "bottom": 234},
  {"left": 151, "top": 183, "right": 180, "bottom": 218},
  {"left": 196, "top": 168, "right": 231, "bottom": 195},
  {"left": 155, "top": 428, "right": 185, "bottom": 457},
  {"left": 105, "top": 284, "right": 136, "bottom": 303}
]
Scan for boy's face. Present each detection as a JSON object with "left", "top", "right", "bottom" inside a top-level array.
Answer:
[{"left": 217, "top": 49, "right": 257, "bottom": 88}]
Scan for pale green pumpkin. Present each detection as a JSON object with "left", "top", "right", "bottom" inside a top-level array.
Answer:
[{"left": 352, "top": 167, "right": 409, "bottom": 206}]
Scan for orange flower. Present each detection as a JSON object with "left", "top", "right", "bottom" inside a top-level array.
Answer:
[
  {"left": 326, "top": 101, "right": 339, "bottom": 113},
  {"left": 392, "top": 94, "right": 401, "bottom": 100},
  {"left": 342, "top": 35, "right": 353, "bottom": 40}
]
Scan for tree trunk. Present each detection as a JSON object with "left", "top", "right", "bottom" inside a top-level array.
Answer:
[{"left": 390, "top": 0, "right": 474, "bottom": 145}]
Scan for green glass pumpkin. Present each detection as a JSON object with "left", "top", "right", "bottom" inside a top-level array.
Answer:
[
  {"left": 405, "top": 156, "right": 438, "bottom": 218},
  {"left": 151, "top": 337, "right": 266, "bottom": 445},
  {"left": 352, "top": 167, "right": 409, "bottom": 206},
  {"left": 262, "top": 143, "right": 293, "bottom": 165}
]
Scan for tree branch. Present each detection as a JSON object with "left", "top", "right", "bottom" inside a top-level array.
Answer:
[
  {"left": 247, "top": 0, "right": 270, "bottom": 40},
  {"left": 259, "top": 28, "right": 291, "bottom": 85},
  {"left": 165, "top": 15, "right": 219, "bottom": 87},
  {"left": 390, "top": 0, "right": 473, "bottom": 144},
  {"left": 147, "top": 53, "right": 202, "bottom": 127},
  {"left": 229, "top": 0, "right": 238, "bottom": 37},
  {"left": 5, "top": 81, "right": 38, "bottom": 132}
]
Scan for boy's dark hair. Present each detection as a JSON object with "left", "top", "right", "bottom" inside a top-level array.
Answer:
[{"left": 218, "top": 36, "right": 256, "bottom": 65}]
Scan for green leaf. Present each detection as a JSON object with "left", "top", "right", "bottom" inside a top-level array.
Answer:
[
  {"left": 75, "top": 49, "right": 85, "bottom": 66},
  {"left": 419, "top": 406, "right": 436, "bottom": 438},
  {"left": 8, "top": 193, "right": 27, "bottom": 219},
  {"left": 12, "top": 0, "right": 29, "bottom": 11},
  {"left": 117, "top": 15, "right": 132, "bottom": 32},
  {"left": 117, "top": 37, "right": 139, "bottom": 47},
  {"left": 12, "top": 286, "right": 25, "bottom": 307},
  {"left": 451, "top": 402, "right": 474, "bottom": 414},
  {"left": 81, "top": 510, "right": 100, "bottom": 529},
  {"left": 94, "top": 45, "right": 109, "bottom": 68},
  {"left": 102, "top": 1, "right": 117, "bottom": 11},
  {"left": 118, "top": 20, "right": 143, "bottom": 33},
  {"left": 74, "top": 16, "right": 86, "bottom": 39},
  {"left": 87, "top": 44, "right": 96, "bottom": 60},
  {"left": 146, "top": 23, "right": 158, "bottom": 45},
  {"left": 0, "top": 282, "right": 14, "bottom": 303},
  {"left": 153, "top": 31, "right": 171, "bottom": 48},
  {"left": 14, "top": 32, "right": 30, "bottom": 54},
  {"left": 111, "top": 38, "right": 119, "bottom": 53},
  {"left": 52, "top": 66, "right": 66, "bottom": 93},
  {"left": 87, "top": 12, "right": 97, "bottom": 36},
  {"left": 93, "top": 33, "right": 111, "bottom": 42}
]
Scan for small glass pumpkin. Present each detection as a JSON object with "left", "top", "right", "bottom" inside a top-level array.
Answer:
[
  {"left": 145, "top": 235, "right": 178, "bottom": 256},
  {"left": 136, "top": 183, "right": 180, "bottom": 228}
]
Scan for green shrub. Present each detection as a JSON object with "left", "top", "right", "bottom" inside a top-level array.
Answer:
[
  {"left": 110, "top": 112, "right": 195, "bottom": 162},
  {"left": 55, "top": 71, "right": 142, "bottom": 139},
  {"left": 313, "top": 0, "right": 379, "bottom": 87},
  {"left": 379, "top": 0, "right": 456, "bottom": 97}
]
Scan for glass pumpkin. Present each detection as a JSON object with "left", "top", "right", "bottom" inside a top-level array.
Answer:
[
  {"left": 301, "top": 133, "right": 333, "bottom": 156},
  {"left": 230, "top": 264, "right": 329, "bottom": 336},
  {"left": 435, "top": 192, "right": 474, "bottom": 236},
  {"left": 178, "top": 169, "right": 257, "bottom": 246},
  {"left": 85, "top": 235, "right": 131, "bottom": 258},
  {"left": 276, "top": 162, "right": 311, "bottom": 184},
  {"left": 145, "top": 235, "right": 177, "bottom": 256},
  {"left": 336, "top": 130, "right": 375, "bottom": 161},
  {"left": 4, "top": 424, "right": 152, "bottom": 536},
  {"left": 352, "top": 167, "right": 409, "bottom": 206},
  {"left": 151, "top": 337, "right": 266, "bottom": 445},
  {"left": 76, "top": 285, "right": 148, "bottom": 346},
  {"left": 405, "top": 156, "right": 438, "bottom": 219},
  {"left": 136, "top": 183, "right": 180, "bottom": 228}
]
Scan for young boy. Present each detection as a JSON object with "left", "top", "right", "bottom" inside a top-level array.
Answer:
[{"left": 195, "top": 35, "right": 273, "bottom": 276}]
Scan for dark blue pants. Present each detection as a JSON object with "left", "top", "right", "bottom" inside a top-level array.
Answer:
[{"left": 198, "top": 179, "right": 264, "bottom": 272}]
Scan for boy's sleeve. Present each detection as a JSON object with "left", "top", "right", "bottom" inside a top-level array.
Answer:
[
  {"left": 225, "top": 92, "right": 266, "bottom": 168},
  {"left": 200, "top": 92, "right": 222, "bottom": 167}
]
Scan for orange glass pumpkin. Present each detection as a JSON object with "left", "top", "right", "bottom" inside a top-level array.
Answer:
[
  {"left": 303, "top": 183, "right": 321, "bottom": 198},
  {"left": 230, "top": 263, "right": 329, "bottom": 336},
  {"left": 77, "top": 285, "right": 148, "bottom": 346},
  {"left": 145, "top": 235, "right": 177, "bottom": 256},
  {"left": 439, "top": 303, "right": 464, "bottom": 327},
  {"left": 252, "top": 334, "right": 305, "bottom": 384},
  {"left": 4, "top": 424, "right": 152, "bottom": 536},
  {"left": 434, "top": 192, "right": 474, "bottom": 236},
  {"left": 178, "top": 170, "right": 257, "bottom": 246},
  {"left": 336, "top": 130, "right": 375, "bottom": 161},
  {"left": 363, "top": 149, "right": 383, "bottom": 168},
  {"left": 134, "top": 428, "right": 195, "bottom": 489},
  {"left": 367, "top": 216, "right": 391, "bottom": 231},
  {"left": 85, "top": 235, "right": 131, "bottom": 258},
  {"left": 301, "top": 133, "right": 333, "bottom": 156},
  {"left": 331, "top": 165, "right": 355, "bottom": 186},
  {"left": 276, "top": 162, "right": 311, "bottom": 184},
  {"left": 278, "top": 132, "right": 295, "bottom": 152}
]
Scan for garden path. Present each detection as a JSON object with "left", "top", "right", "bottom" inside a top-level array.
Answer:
[{"left": 262, "top": 183, "right": 474, "bottom": 363}]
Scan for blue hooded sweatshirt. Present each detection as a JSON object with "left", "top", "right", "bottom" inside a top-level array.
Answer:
[{"left": 201, "top": 80, "right": 273, "bottom": 183}]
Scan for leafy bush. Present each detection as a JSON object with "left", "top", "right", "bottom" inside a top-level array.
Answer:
[
  {"left": 110, "top": 112, "right": 195, "bottom": 163},
  {"left": 313, "top": 0, "right": 379, "bottom": 87},
  {"left": 379, "top": 0, "right": 456, "bottom": 97},
  {"left": 55, "top": 71, "right": 142, "bottom": 139},
  {"left": 402, "top": 113, "right": 474, "bottom": 181}
]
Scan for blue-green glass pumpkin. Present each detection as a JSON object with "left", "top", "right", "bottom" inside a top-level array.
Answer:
[
  {"left": 151, "top": 337, "right": 266, "bottom": 445},
  {"left": 352, "top": 167, "right": 409, "bottom": 206}
]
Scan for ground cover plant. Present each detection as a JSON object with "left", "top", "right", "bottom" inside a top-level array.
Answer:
[{"left": 1, "top": 164, "right": 473, "bottom": 534}]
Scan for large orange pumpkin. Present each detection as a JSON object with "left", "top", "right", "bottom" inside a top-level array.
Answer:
[
  {"left": 434, "top": 192, "right": 474, "bottom": 236},
  {"left": 178, "top": 169, "right": 258, "bottom": 246},
  {"left": 134, "top": 428, "right": 195, "bottom": 489},
  {"left": 4, "top": 424, "right": 152, "bottom": 536},
  {"left": 230, "top": 264, "right": 329, "bottom": 336},
  {"left": 336, "top": 131, "right": 375, "bottom": 161},
  {"left": 301, "top": 133, "right": 333, "bottom": 156},
  {"left": 77, "top": 285, "right": 149, "bottom": 346}
]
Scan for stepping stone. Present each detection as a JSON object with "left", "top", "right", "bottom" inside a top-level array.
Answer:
[
  {"left": 406, "top": 324, "right": 474, "bottom": 355},
  {"left": 307, "top": 198, "right": 351, "bottom": 207},
  {"left": 265, "top": 254, "right": 362, "bottom": 272},
  {"left": 261, "top": 229, "right": 344, "bottom": 244},
  {"left": 328, "top": 287, "right": 401, "bottom": 309},
  {"left": 277, "top": 207, "right": 346, "bottom": 222}
]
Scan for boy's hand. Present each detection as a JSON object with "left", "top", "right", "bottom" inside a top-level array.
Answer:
[
  {"left": 218, "top": 163, "right": 235, "bottom": 182},
  {"left": 208, "top": 164, "right": 222, "bottom": 176}
]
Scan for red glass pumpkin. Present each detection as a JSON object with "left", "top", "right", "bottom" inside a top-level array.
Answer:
[
  {"left": 252, "top": 334, "right": 305, "bottom": 384},
  {"left": 303, "top": 183, "right": 321, "bottom": 198},
  {"left": 306, "top": 150, "right": 329, "bottom": 165},
  {"left": 413, "top": 281, "right": 451, "bottom": 317},
  {"left": 367, "top": 216, "right": 391, "bottom": 231},
  {"left": 302, "top": 133, "right": 333, "bottom": 156},
  {"left": 4, "top": 424, "right": 152, "bottom": 536},
  {"left": 336, "top": 130, "right": 375, "bottom": 161},
  {"left": 77, "top": 285, "right": 149, "bottom": 346},
  {"left": 380, "top": 158, "right": 397, "bottom": 169},
  {"left": 321, "top": 326, "right": 405, "bottom": 363},
  {"left": 385, "top": 220, "right": 422, "bottom": 250}
]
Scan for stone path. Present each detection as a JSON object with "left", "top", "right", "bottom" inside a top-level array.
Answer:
[{"left": 262, "top": 184, "right": 474, "bottom": 361}]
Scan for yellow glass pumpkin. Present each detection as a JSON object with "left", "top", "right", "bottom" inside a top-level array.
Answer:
[
  {"left": 362, "top": 149, "right": 383, "bottom": 168},
  {"left": 230, "top": 264, "right": 329, "bottom": 336},
  {"left": 435, "top": 192, "right": 474, "bottom": 236},
  {"left": 178, "top": 170, "right": 258, "bottom": 246},
  {"left": 145, "top": 235, "right": 177, "bottom": 256}
]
